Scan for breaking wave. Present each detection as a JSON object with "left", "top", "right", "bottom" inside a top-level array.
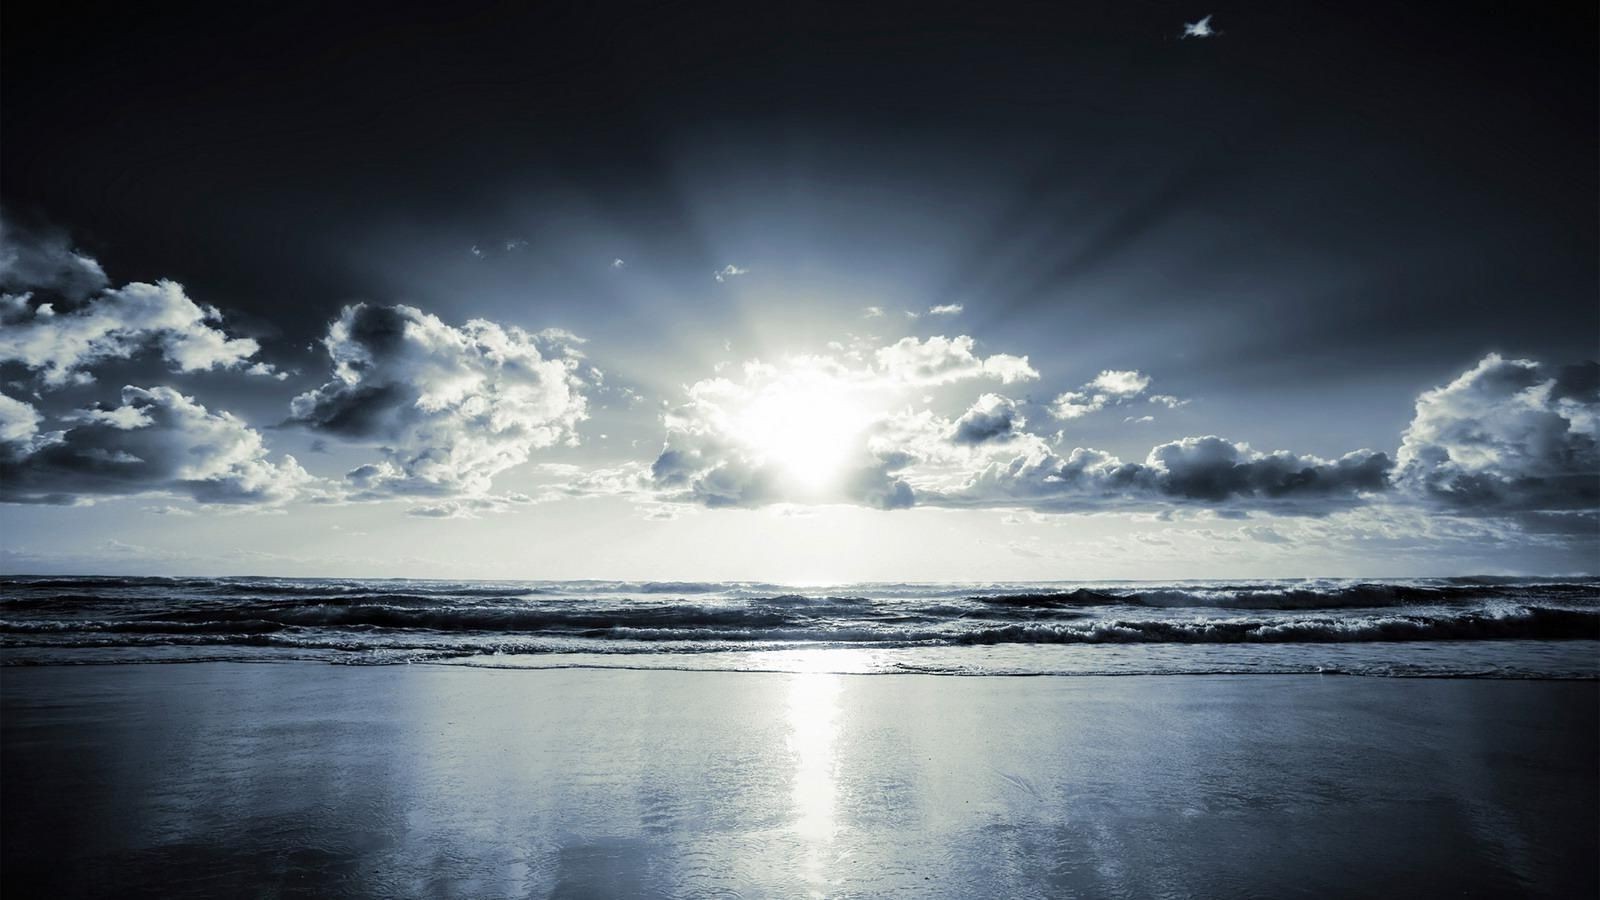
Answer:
[{"left": 1, "top": 575, "right": 1596, "bottom": 674}]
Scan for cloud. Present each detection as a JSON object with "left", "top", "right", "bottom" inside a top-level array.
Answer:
[
  {"left": 0, "top": 393, "right": 42, "bottom": 445},
  {"left": 1, "top": 385, "right": 314, "bottom": 506},
  {"left": 640, "top": 336, "right": 1389, "bottom": 516},
  {"left": 1089, "top": 369, "right": 1151, "bottom": 397},
  {"left": 950, "top": 393, "right": 1024, "bottom": 445},
  {"left": 1395, "top": 354, "right": 1598, "bottom": 513},
  {"left": 647, "top": 339, "right": 1030, "bottom": 509},
  {"left": 288, "top": 303, "right": 589, "bottom": 498},
  {"left": 862, "top": 306, "right": 885, "bottom": 318},
  {"left": 927, "top": 304, "right": 964, "bottom": 316},
  {"left": 875, "top": 335, "right": 1038, "bottom": 386},
  {"left": 405, "top": 493, "right": 535, "bottom": 519},
  {"left": 643, "top": 333, "right": 1043, "bottom": 506},
  {"left": 926, "top": 436, "right": 1390, "bottom": 514},
  {"left": 0, "top": 272, "right": 274, "bottom": 388},
  {"left": 0, "top": 219, "right": 109, "bottom": 302},
  {"left": 611, "top": 258, "right": 626, "bottom": 269},
  {"left": 714, "top": 264, "right": 748, "bottom": 282},
  {"left": 1050, "top": 368, "right": 1175, "bottom": 419},
  {"left": 1181, "top": 14, "right": 1215, "bottom": 39}
]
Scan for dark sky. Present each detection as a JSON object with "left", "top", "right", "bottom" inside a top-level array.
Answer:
[
  {"left": 7, "top": 0, "right": 1594, "bottom": 355},
  {"left": 2, "top": 0, "right": 1595, "bottom": 578}
]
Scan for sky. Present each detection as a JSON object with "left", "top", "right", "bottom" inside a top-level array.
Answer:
[{"left": 1, "top": 0, "right": 1595, "bottom": 580}]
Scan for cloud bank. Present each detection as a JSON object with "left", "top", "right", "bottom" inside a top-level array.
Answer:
[{"left": 642, "top": 349, "right": 1594, "bottom": 526}]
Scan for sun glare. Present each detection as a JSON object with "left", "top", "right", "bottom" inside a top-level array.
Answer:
[{"left": 737, "top": 383, "right": 871, "bottom": 492}]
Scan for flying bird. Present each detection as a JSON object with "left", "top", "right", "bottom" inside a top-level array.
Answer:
[{"left": 1182, "top": 14, "right": 1215, "bottom": 39}]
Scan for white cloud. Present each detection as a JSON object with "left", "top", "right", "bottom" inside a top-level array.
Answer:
[
  {"left": 639, "top": 336, "right": 1392, "bottom": 515},
  {"left": 714, "top": 264, "right": 748, "bottom": 282},
  {"left": 927, "top": 304, "right": 964, "bottom": 316},
  {"left": 0, "top": 279, "right": 274, "bottom": 388},
  {"left": 1089, "top": 369, "right": 1151, "bottom": 397},
  {"left": 1182, "top": 14, "right": 1215, "bottom": 39},
  {"left": 862, "top": 306, "right": 885, "bottom": 318},
  {"left": 1051, "top": 368, "right": 1175, "bottom": 419},
  {"left": 875, "top": 335, "right": 1038, "bottom": 386},
  {"left": 290, "top": 303, "right": 590, "bottom": 498},
  {"left": 649, "top": 338, "right": 1034, "bottom": 509},
  {"left": 1395, "top": 354, "right": 1598, "bottom": 513},
  {"left": 1, "top": 386, "right": 315, "bottom": 506},
  {"left": 0, "top": 394, "right": 42, "bottom": 445},
  {"left": 611, "top": 258, "right": 626, "bottom": 269}
]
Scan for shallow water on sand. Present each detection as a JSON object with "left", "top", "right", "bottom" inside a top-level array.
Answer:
[{"left": 4, "top": 664, "right": 1596, "bottom": 898}]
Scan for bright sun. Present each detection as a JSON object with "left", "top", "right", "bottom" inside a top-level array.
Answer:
[{"left": 737, "top": 383, "right": 872, "bottom": 491}]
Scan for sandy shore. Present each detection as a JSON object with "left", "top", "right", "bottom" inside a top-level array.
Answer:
[{"left": 3, "top": 663, "right": 1595, "bottom": 898}]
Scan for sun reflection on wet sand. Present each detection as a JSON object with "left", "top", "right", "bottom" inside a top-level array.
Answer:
[{"left": 786, "top": 668, "right": 843, "bottom": 895}]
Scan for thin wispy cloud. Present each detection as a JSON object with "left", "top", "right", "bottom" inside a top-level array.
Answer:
[
  {"left": 1051, "top": 369, "right": 1177, "bottom": 420},
  {"left": 714, "top": 264, "right": 748, "bottom": 282},
  {"left": 928, "top": 304, "right": 963, "bottom": 316}
]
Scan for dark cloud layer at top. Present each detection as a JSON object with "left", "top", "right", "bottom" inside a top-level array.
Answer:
[{"left": 2, "top": 1, "right": 1591, "bottom": 385}]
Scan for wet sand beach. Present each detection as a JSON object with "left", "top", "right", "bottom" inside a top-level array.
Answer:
[{"left": 3, "top": 663, "right": 1596, "bottom": 898}]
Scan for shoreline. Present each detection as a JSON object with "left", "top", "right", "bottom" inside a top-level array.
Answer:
[{"left": 6, "top": 656, "right": 1600, "bottom": 681}]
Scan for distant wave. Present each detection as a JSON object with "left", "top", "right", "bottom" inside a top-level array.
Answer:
[
  {"left": 2, "top": 606, "right": 1594, "bottom": 647},
  {"left": 975, "top": 582, "right": 1600, "bottom": 610},
  {"left": 2, "top": 576, "right": 1596, "bottom": 672}
]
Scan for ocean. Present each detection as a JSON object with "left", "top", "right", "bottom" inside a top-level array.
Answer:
[{"left": 3, "top": 575, "right": 1597, "bottom": 678}]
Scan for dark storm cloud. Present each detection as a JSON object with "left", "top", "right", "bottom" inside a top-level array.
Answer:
[
  {"left": 0, "top": 386, "right": 311, "bottom": 505},
  {"left": 288, "top": 303, "right": 590, "bottom": 497}
]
